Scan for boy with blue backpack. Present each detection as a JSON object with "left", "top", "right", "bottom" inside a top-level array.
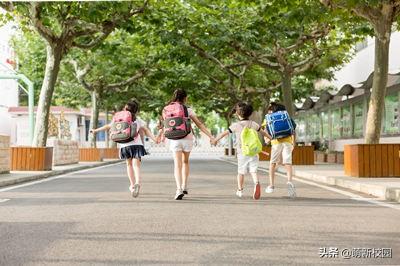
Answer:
[
  {"left": 213, "top": 102, "right": 270, "bottom": 200},
  {"left": 263, "top": 102, "right": 297, "bottom": 198}
]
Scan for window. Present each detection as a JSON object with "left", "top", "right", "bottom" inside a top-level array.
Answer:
[
  {"left": 96, "top": 120, "right": 106, "bottom": 141},
  {"left": 331, "top": 109, "right": 341, "bottom": 139},
  {"left": 353, "top": 103, "right": 364, "bottom": 137},
  {"left": 383, "top": 94, "right": 400, "bottom": 134},
  {"left": 310, "top": 114, "right": 320, "bottom": 140},
  {"left": 342, "top": 106, "right": 352, "bottom": 138},
  {"left": 321, "top": 112, "right": 329, "bottom": 139},
  {"left": 305, "top": 116, "right": 314, "bottom": 142},
  {"left": 296, "top": 117, "right": 306, "bottom": 141},
  {"left": 85, "top": 120, "right": 90, "bottom": 141},
  {"left": 85, "top": 119, "right": 106, "bottom": 141}
]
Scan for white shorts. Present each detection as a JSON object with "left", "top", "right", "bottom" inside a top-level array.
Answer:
[
  {"left": 169, "top": 139, "right": 193, "bottom": 152},
  {"left": 237, "top": 154, "right": 259, "bottom": 174},
  {"left": 270, "top": 142, "right": 293, "bottom": 165}
]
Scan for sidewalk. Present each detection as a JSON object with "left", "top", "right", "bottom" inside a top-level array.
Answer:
[
  {"left": 222, "top": 157, "right": 400, "bottom": 203},
  {"left": 0, "top": 159, "right": 122, "bottom": 188}
]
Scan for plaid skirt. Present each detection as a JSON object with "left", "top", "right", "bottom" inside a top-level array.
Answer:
[{"left": 119, "top": 145, "right": 147, "bottom": 160}]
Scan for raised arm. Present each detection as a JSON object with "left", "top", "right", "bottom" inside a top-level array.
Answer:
[{"left": 91, "top": 123, "right": 111, "bottom": 134}]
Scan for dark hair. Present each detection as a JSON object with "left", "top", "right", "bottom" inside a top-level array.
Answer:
[
  {"left": 267, "top": 102, "right": 286, "bottom": 113},
  {"left": 170, "top": 89, "right": 187, "bottom": 104},
  {"left": 124, "top": 100, "right": 139, "bottom": 121},
  {"left": 234, "top": 102, "right": 253, "bottom": 120}
]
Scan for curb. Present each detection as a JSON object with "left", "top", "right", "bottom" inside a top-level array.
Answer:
[
  {"left": 0, "top": 160, "right": 123, "bottom": 188},
  {"left": 220, "top": 157, "right": 400, "bottom": 203}
]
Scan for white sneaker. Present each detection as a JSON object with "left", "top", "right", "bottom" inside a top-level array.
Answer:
[
  {"left": 129, "top": 186, "right": 135, "bottom": 197},
  {"left": 236, "top": 189, "right": 243, "bottom": 198},
  {"left": 175, "top": 189, "right": 184, "bottom": 200},
  {"left": 132, "top": 184, "right": 140, "bottom": 198},
  {"left": 287, "top": 182, "right": 296, "bottom": 198},
  {"left": 265, "top": 186, "right": 275, "bottom": 193}
]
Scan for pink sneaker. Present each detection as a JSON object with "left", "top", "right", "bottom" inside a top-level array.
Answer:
[{"left": 253, "top": 182, "right": 261, "bottom": 200}]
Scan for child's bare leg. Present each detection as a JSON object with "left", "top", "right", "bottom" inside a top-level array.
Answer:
[
  {"left": 285, "top": 164, "right": 296, "bottom": 198},
  {"left": 250, "top": 172, "right": 259, "bottom": 184},
  {"left": 173, "top": 151, "right": 183, "bottom": 189},
  {"left": 237, "top": 174, "right": 245, "bottom": 190},
  {"left": 285, "top": 164, "right": 293, "bottom": 182},
  {"left": 181, "top": 151, "right": 191, "bottom": 190},
  {"left": 269, "top": 163, "right": 276, "bottom": 187},
  {"left": 132, "top": 159, "right": 141, "bottom": 185},
  {"left": 126, "top": 159, "right": 135, "bottom": 187}
]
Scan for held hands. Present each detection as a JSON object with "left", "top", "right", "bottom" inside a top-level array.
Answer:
[
  {"left": 210, "top": 136, "right": 218, "bottom": 146},
  {"left": 155, "top": 134, "right": 162, "bottom": 144}
]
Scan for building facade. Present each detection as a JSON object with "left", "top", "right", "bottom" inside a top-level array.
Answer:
[
  {"left": 8, "top": 107, "right": 108, "bottom": 147},
  {"left": 0, "top": 21, "right": 19, "bottom": 137},
  {"left": 295, "top": 33, "right": 400, "bottom": 151},
  {"left": 296, "top": 73, "right": 400, "bottom": 151}
]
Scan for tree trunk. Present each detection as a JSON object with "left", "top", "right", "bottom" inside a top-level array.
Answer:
[
  {"left": 365, "top": 21, "right": 392, "bottom": 144},
  {"left": 281, "top": 71, "right": 295, "bottom": 116},
  {"left": 89, "top": 90, "right": 100, "bottom": 148},
  {"left": 261, "top": 91, "right": 271, "bottom": 118},
  {"left": 32, "top": 44, "right": 63, "bottom": 147},
  {"left": 258, "top": 91, "right": 271, "bottom": 145}
]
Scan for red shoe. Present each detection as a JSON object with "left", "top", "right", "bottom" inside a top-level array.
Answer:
[{"left": 253, "top": 182, "right": 261, "bottom": 200}]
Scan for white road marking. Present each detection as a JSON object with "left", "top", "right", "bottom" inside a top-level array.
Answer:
[
  {"left": 0, "top": 199, "right": 10, "bottom": 203},
  {"left": 220, "top": 158, "right": 400, "bottom": 211},
  {"left": 0, "top": 162, "right": 124, "bottom": 193}
]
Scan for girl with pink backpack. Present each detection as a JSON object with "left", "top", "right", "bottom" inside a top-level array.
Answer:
[
  {"left": 158, "top": 89, "right": 215, "bottom": 200},
  {"left": 91, "top": 100, "right": 158, "bottom": 198}
]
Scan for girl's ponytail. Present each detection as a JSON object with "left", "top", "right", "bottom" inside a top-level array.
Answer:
[
  {"left": 124, "top": 100, "right": 139, "bottom": 121},
  {"left": 169, "top": 89, "right": 187, "bottom": 104}
]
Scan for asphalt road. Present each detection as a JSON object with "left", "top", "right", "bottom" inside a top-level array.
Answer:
[{"left": 0, "top": 158, "right": 399, "bottom": 265}]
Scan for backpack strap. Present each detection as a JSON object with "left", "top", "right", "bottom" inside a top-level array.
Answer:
[{"left": 182, "top": 104, "right": 189, "bottom": 118}]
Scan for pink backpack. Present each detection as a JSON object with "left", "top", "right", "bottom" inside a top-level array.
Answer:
[
  {"left": 162, "top": 102, "right": 191, "bottom": 140},
  {"left": 110, "top": 111, "right": 138, "bottom": 143}
]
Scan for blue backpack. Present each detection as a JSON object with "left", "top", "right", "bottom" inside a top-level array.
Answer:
[{"left": 265, "top": 111, "right": 295, "bottom": 139}]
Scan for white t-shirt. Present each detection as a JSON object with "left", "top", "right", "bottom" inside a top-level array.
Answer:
[
  {"left": 118, "top": 118, "right": 145, "bottom": 148},
  {"left": 228, "top": 120, "right": 261, "bottom": 153},
  {"left": 184, "top": 107, "right": 195, "bottom": 141}
]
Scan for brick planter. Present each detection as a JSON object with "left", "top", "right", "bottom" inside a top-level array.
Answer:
[
  {"left": 11, "top": 147, "right": 53, "bottom": 171},
  {"left": 344, "top": 144, "right": 400, "bottom": 177},
  {"left": 101, "top": 148, "right": 119, "bottom": 159},
  {"left": 79, "top": 148, "right": 103, "bottom": 162},
  {"left": 0, "top": 135, "right": 10, "bottom": 173},
  {"left": 49, "top": 139, "right": 79, "bottom": 166},
  {"left": 314, "top": 151, "right": 327, "bottom": 163},
  {"left": 259, "top": 146, "right": 271, "bottom": 161},
  {"left": 326, "top": 152, "right": 337, "bottom": 163},
  {"left": 336, "top": 152, "right": 344, "bottom": 164},
  {"left": 260, "top": 145, "right": 314, "bottom": 165}
]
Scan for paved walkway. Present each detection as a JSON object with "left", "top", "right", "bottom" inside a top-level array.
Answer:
[
  {"left": 2, "top": 156, "right": 400, "bottom": 203},
  {"left": 255, "top": 160, "right": 400, "bottom": 203},
  {"left": 0, "top": 158, "right": 399, "bottom": 265},
  {"left": 0, "top": 160, "right": 122, "bottom": 188}
]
